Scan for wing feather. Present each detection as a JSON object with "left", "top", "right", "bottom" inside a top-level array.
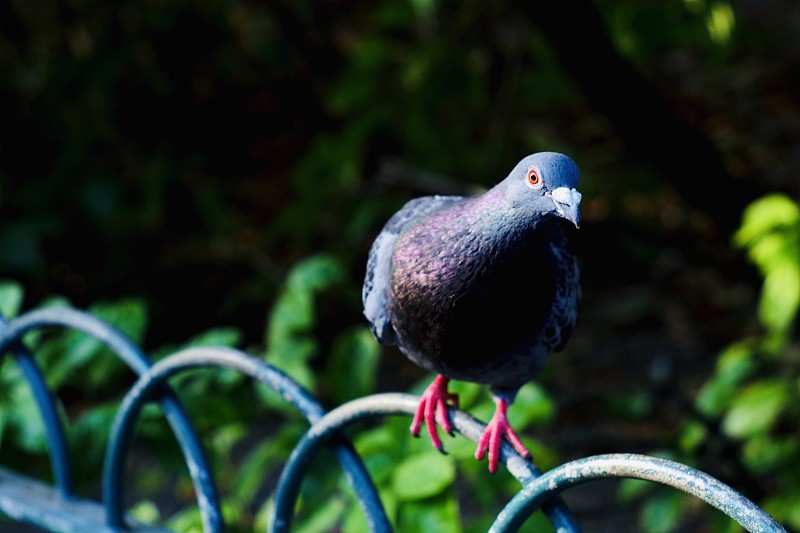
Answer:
[{"left": 362, "top": 195, "right": 463, "bottom": 345}]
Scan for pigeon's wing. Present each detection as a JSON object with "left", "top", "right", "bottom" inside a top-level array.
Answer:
[
  {"left": 363, "top": 195, "right": 463, "bottom": 345},
  {"left": 543, "top": 233, "right": 581, "bottom": 353}
]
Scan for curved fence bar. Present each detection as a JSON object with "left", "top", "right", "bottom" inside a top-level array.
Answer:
[
  {"left": 0, "top": 307, "right": 151, "bottom": 374},
  {"left": 489, "top": 454, "right": 787, "bottom": 533},
  {"left": 8, "top": 349, "right": 74, "bottom": 499},
  {"left": 103, "top": 388, "right": 224, "bottom": 532},
  {"left": 13, "top": 350, "right": 73, "bottom": 498},
  {"left": 271, "top": 393, "right": 581, "bottom": 533},
  {"left": 0, "top": 308, "right": 224, "bottom": 532},
  {"left": 0, "top": 306, "right": 788, "bottom": 533},
  {"left": 103, "top": 347, "right": 391, "bottom": 533},
  {"left": 0, "top": 313, "right": 74, "bottom": 499}
]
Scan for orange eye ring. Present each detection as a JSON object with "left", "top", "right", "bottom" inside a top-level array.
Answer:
[{"left": 526, "top": 168, "right": 541, "bottom": 188}]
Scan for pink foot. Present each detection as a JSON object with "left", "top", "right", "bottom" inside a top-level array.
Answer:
[
  {"left": 410, "top": 375, "right": 459, "bottom": 452},
  {"left": 474, "top": 398, "right": 531, "bottom": 473}
]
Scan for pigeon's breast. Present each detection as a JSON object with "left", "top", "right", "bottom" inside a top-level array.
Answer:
[{"left": 389, "top": 211, "right": 561, "bottom": 385}]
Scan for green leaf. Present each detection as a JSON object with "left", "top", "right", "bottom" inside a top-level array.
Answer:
[
  {"left": 90, "top": 298, "right": 148, "bottom": 343},
  {"left": 510, "top": 383, "right": 556, "bottom": 427},
  {"left": 525, "top": 438, "right": 560, "bottom": 472},
  {"left": 641, "top": 491, "right": 685, "bottom": 533},
  {"left": 341, "top": 486, "right": 398, "bottom": 533},
  {"left": 0, "top": 369, "right": 41, "bottom": 450},
  {"left": 293, "top": 496, "right": 347, "bottom": 533},
  {"left": 696, "top": 342, "right": 757, "bottom": 416},
  {"left": 516, "top": 510, "right": 556, "bottom": 533},
  {"left": 264, "top": 255, "right": 346, "bottom": 390},
  {"left": 326, "top": 326, "right": 380, "bottom": 404},
  {"left": 763, "top": 491, "right": 800, "bottom": 530},
  {"left": 398, "top": 493, "right": 461, "bottom": 533},
  {"left": 679, "top": 419, "right": 708, "bottom": 454},
  {"left": 465, "top": 517, "right": 494, "bottom": 533},
  {"left": 741, "top": 434, "right": 798, "bottom": 474},
  {"left": 285, "top": 254, "right": 347, "bottom": 294},
  {"left": 166, "top": 507, "right": 204, "bottom": 533},
  {"left": 409, "top": 0, "right": 437, "bottom": 21},
  {"left": 393, "top": 451, "right": 456, "bottom": 501},
  {"left": 722, "top": 379, "right": 790, "bottom": 438},
  {"left": 448, "top": 381, "right": 484, "bottom": 410},
  {"left": 185, "top": 326, "right": 243, "bottom": 348},
  {"left": 254, "top": 497, "right": 274, "bottom": 533},
  {"left": 746, "top": 233, "right": 794, "bottom": 276},
  {"left": 706, "top": 1, "right": 735, "bottom": 46},
  {"left": 69, "top": 402, "right": 120, "bottom": 463},
  {"left": 353, "top": 425, "right": 408, "bottom": 484},
  {"left": 733, "top": 194, "right": 800, "bottom": 341},
  {"left": 341, "top": 502, "right": 371, "bottom": 533},
  {"left": 6, "top": 375, "right": 48, "bottom": 452},
  {"left": 128, "top": 500, "right": 160, "bottom": 525},
  {"left": 354, "top": 425, "right": 398, "bottom": 456},
  {"left": 734, "top": 194, "right": 800, "bottom": 249},
  {"left": 30, "top": 298, "right": 150, "bottom": 391},
  {"left": 759, "top": 260, "right": 800, "bottom": 337},
  {"left": 232, "top": 440, "right": 278, "bottom": 503},
  {"left": 444, "top": 433, "right": 482, "bottom": 461},
  {"left": 0, "top": 280, "right": 24, "bottom": 318},
  {"left": 618, "top": 478, "right": 654, "bottom": 503}
]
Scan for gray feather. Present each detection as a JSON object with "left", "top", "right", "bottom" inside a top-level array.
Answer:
[{"left": 362, "top": 195, "right": 463, "bottom": 344}]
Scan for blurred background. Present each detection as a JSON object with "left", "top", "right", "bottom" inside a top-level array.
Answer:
[{"left": 0, "top": 0, "right": 798, "bottom": 532}]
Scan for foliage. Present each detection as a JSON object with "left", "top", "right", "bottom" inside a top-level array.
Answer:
[
  {"left": 705, "top": 194, "right": 799, "bottom": 529},
  {"left": 621, "top": 194, "right": 800, "bottom": 532},
  {"left": 0, "top": 259, "right": 561, "bottom": 531}
]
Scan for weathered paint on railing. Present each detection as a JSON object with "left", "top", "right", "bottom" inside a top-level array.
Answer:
[{"left": 0, "top": 306, "right": 787, "bottom": 533}]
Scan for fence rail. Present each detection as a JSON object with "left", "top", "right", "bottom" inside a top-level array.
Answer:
[{"left": 0, "top": 306, "right": 787, "bottom": 532}]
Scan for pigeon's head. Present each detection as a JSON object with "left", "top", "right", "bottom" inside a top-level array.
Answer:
[{"left": 501, "top": 152, "right": 582, "bottom": 228}]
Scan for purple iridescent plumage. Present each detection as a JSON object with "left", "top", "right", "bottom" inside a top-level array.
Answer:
[{"left": 362, "top": 152, "right": 581, "bottom": 472}]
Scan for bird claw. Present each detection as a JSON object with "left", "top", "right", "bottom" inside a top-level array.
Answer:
[
  {"left": 410, "top": 376, "right": 458, "bottom": 450},
  {"left": 474, "top": 399, "right": 531, "bottom": 474}
]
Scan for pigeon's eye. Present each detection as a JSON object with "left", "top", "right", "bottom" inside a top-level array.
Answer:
[{"left": 526, "top": 168, "right": 542, "bottom": 189}]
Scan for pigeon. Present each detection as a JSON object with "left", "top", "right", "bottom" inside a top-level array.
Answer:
[{"left": 363, "top": 152, "right": 581, "bottom": 473}]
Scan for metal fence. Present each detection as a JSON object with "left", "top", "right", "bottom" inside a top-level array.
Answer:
[{"left": 0, "top": 306, "right": 787, "bottom": 532}]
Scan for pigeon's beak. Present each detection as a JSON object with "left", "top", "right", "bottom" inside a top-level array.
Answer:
[{"left": 551, "top": 187, "right": 582, "bottom": 228}]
